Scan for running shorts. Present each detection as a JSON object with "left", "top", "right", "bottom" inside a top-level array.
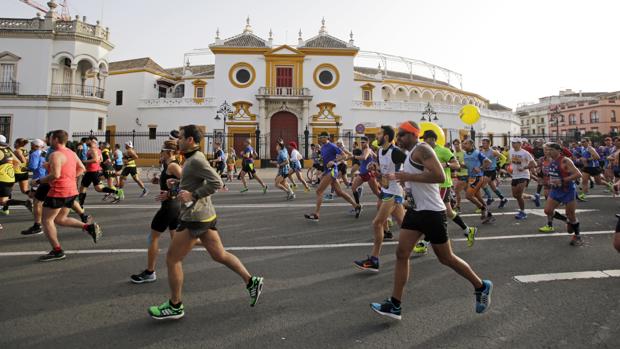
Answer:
[
  {"left": 114, "top": 165, "right": 123, "bottom": 172},
  {"left": 291, "top": 161, "right": 302, "bottom": 172},
  {"left": 242, "top": 162, "right": 256, "bottom": 174},
  {"left": 278, "top": 167, "right": 289, "bottom": 178},
  {"left": 511, "top": 178, "right": 530, "bottom": 187},
  {"left": 121, "top": 167, "right": 138, "bottom": 177},
  {"left": 177, "top": 219, "right": 217, "bottom": 238},
  {"left": 549, "top": 188, "right": 576, "bottom": 205},
  {"left": 380, "top": 191, "right": 403, "bottom": 204},
  {"left": 583, "top": 167, "right": 601, "bottom": 177},
  {"left": 467, "top": 176, "right": 484, "bottom": 192},
  {"left": 151, "top": 200, "right": 181, "bottom": 232},
  {"left": 0, "top": 182, "right": 13, "bottom": 197},
  {"left": 312, "top": 163, "right": 324, "bottom": 172},
  {"left": 324, "top": 166, "right": 338, "bottom": 179},
  {"left": 43, "top": 195, "right": 77, "bottom": 209},
  {"left": 34, "top": 183, "right": 51, "bottom": 201},
  {"left": 614, "top": 167, "right": 620, "bottom": 179},
  {"left": 81, "top": 171, "right": 101, "bottom": 187},
  {"left": 15, "top": 172, "right": 29, "bottom": 182},
  {"left": 401, "top": 209, "right": 448, "bottom": 244},
  {"left": 483, "top": 169, "right": 497, "bottom": 181},
  {"left": 359, "top": 172, "right": 374, "bottom": 182}
]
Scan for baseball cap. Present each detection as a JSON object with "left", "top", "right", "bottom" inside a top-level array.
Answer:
[
  {"left": 125, "top": 141, "right": 133, "bottom": 148},
  {"left": 0, "top": 135, "right": 7, "bottom": 146},
  {"left": 32, "top": 139, "right": 45, "bottom": 147},
  {"left": 511, "top": 137, "right": 522, "bottom": 143}
]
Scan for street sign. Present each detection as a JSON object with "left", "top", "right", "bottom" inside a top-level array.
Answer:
[{"left": 355, "top": 123, "right": 366, "bottom": 134}]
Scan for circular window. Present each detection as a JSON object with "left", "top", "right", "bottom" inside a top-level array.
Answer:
[
  {"left": 229, "top": 63, "right": 255, "bottom": 88},
  {"left": 313, "top": 64, "right": 340, "bottom": 90}
]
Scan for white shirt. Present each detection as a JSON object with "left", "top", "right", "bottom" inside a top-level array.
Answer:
[
  {"left": 509, "top": 149, "right": 534, "bottom": 179},
  {"left": 378, "top": 146, "right": 403, "bottom": 197},
  {"left": 290, "top": 149, "right": 302, "bottom": 164},
  {"left": 403, "top": 144, "right": 446, "bottom": 212}
]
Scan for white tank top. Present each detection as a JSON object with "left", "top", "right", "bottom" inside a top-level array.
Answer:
[
  {"left": 404, "top": 144, "right": 446, "bottom": 212},
  {"left": 378, "top": 146, "right": 403, "bottom": 197}
]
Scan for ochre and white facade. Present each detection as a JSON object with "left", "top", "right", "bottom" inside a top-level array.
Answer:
[{"left": 0, "top": 1, "right": 113, "bottom": 142}]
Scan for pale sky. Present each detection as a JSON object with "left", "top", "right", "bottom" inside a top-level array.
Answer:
[{"left": 6, "top": 0, "right": 619, "bottom": 108}]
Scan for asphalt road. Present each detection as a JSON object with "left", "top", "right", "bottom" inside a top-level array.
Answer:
[{"left": 0, "top": 169, "right": 619, "bottom": 348}]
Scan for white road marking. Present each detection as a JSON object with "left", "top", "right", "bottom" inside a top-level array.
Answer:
[
  {"left": 459, "top": 209, "right": 598, "bottom": 218},
  {"left": 514, "top": 270, "right": 620, "bottom": 283},
  {"left": 3, "top": 202, "right": 379, "bottom": 210},
  {"left": 0, "top": 230, "right": 613, "bottom": 257}
]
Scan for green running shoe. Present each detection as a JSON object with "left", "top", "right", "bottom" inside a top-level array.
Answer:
[
  {"left": 466, "top": 227, "right": 478, "bottom": 247},
  {"left": 247, "top": 276, "right": 264, "bottom": 307},
  {"left": 148, "top": 300, "right": 184, "bottom": 320},
  {"left": 413, "top": 242, "right": 428, "bottom": 254},
  {"left": 240, "top": 187, "right": 249, "bottom": 193},
  {"left": 262, "top": 185, "right": 268, "bottom": 194},
  {"left": 0, "top": 209, "right": 9, "bottom": 216},
  {"left": 577, "top": 192, "right": 586, "bottom": 201},
  {"left": 538, "top": 225, "right": 555, "bottom": 233},
  {"left": 117, "top": 188, "right": 125, "bottom": 200},
  {"left": 475, "top": 208, "right": 482, "bottom": 214}
]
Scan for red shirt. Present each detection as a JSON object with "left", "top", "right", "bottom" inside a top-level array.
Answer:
[
  {"left": 48, "top": 147, "right": 79, "bottom": 198},
  {"left": 85, "top": 148, "right": 102, "bottom": 172}
]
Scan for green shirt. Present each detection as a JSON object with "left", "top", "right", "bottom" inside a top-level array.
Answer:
[
  {"left": 454, "top": 150, "right": 468, "bottom": 177},
  {"left": 434, "top": 145, "right": 455, "bottom": 188}
]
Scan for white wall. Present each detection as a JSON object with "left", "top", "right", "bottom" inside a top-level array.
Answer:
[{"left": 1, "top": 37, "right": 54, "bottom": 95}]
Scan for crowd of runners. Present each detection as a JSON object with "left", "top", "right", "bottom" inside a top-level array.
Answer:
[{"left": 0, "top": 122, "right": 619, "bottom": 321}]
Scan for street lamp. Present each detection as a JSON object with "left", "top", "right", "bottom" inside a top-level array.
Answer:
[
  {"left": 214, "top": 100, "right": 233, "bottom": 149},
  {"left": 421, "top": 102, "right": 438, "bottom": 122},
  {"left": 549, "top": 107, "right": 562, "bottom": 142}
]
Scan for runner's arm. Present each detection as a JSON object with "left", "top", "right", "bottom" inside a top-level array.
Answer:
[
  {"left": 192, "top": 160, "right": 223, "bottom": 200},
  {"left": 167, "top": 162, "right": 183, "bottom": 179},
  {"left": 38, "top": 152, "right": 61, "bottom": 184},
  {"left": 75, "top": 152, "right": 86, "bottom": 176},
  {"left": 494, "top": 150, "right": 507, "bottom": 164},
  {"left": 562, "top": 158, "right": 582, "bottom": 183},
  {"left": 447, "top": 156, "right": 460, "bottom": 170}
]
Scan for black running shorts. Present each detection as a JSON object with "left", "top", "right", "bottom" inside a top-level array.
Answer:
[
  {"left": 150, "top": 201, "right": 181, "bottom": 233},
  {"left": 583, "top": 167, "right": 601, "bottom": 177},
  {"left": 81, "top": 171, "right": 101, "bottom": 187},
  {"left": 177, "top": 219, "right": 217, "bottom": 238},
  {"left": 43, "top": 195, "right": 77, "bottom": 209},
  {"left": 121, "top": 167, "right": 138, "bottom": 177},
  {"left": 34, "top": 183, "right": 51, "bottom": 201},
  {"left": 511, "top": 178, "right": 530, "bottom": 187},
  {"left": 15, "top": 172, "right": 29, "bottom": 182},
  {"left": 0, "top": 182, "right": 13, "bottom": 197},
  {"left": 483, "top": 169, "right": 497, "bottom": 181},
  {"left": 401, "top": 209, "right": 448, "bottom": 244}
]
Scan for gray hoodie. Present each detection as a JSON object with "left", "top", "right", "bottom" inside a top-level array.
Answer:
[{"left": 179, "top": 149, "right": 223, "bottom": 222}]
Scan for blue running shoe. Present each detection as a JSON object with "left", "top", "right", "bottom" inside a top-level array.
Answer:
[
  {"left": 323, "top": 193, "right": 334, "bottom": 201},
  {"left": 515, "top": 211, "right": 527, "bottom": 220},
  {"left": 533, "top": 193, "right": 541, "bottom": 207},
  {"left": 475, "top": 280, "right": 493, "bottom": 314},
  {"left": 370, "top": 298, "right": 401, "bottom": 320}
]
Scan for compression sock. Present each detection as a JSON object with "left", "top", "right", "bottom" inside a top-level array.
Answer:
[
  {"left": 353, "top": 190, "right": 360, "bottom": 204},
  {"left": 102, "top": 187, "right": 117, "bottom": 194},
  {"left": 78, "top": 193, "right": 87, "bottom": 207},
  {"left": 483, "top": 187, "right": 492, "bottom": 199},
  {"left": 571, "top": 222, "right": 581, "bottom": 236},
  {"left": 553, "top": 211, "right": 567, "bottom": 222},
  {"left": 536, "top": 184, "right": 543, "bottom": 195},
  {"left": 390, "top": 297, "right": 401, "bottom": 307},
  {"left": 493, "top": 189, "right": 505, "bottom": 200},
  {"left": 450, "top": 211, "right": 469, "bottom": 231}
]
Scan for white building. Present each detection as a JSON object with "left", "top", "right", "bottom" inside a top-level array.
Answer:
[
  {"left": 0, "top": 0, "right": 113, "bottom": 142},
  {"left": 107, "top": 18, "right": 520, "bottom": 159}
]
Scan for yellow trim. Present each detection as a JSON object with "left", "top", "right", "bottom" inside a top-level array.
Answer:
[
  {"left": 225, "top": 121, "right": 257, "bottom": 126},
  {"left": 364, "top": 127, "right": 380, "bottom": 136},
  {"left": 361, "top": 83, "right": 375, "bottom": 106},
  {"left": 299, "top": 48, "right": 358, "bottom": 56},
  {"left": 228, "top": 62, "right": 256, "bottom": 88},
  {"left": 264, "top": 48, "right": 304, "bottom": 89},
  {"left": 229, "top": 101, "right": 257, "bottom": 121},
  {"left": 311, "top": 102, "right": 341, "bottom": 123},
  {"left": 313, "top": 63, "right": 340, "bottom": 90},
  {"left": 109, "top": 68, "right": 177, "bottom": 80},
  {"left": 192, "top": 79, "right": 207, "bottom": 103},
  {"left": 210, "top": 47, "right": 270, "bottom": 54},
  {"left": 200, "top": 214, "right": 217, "bottom": 223},
  {"left": 381, "top": 79, "right": 489, "bottom": 104},
  {"left": 265, "top": 44, "right": 305, "bottom": 57}
]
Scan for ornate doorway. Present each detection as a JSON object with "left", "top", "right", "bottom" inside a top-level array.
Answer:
[{"left": 269, "top": 111, "right": 298, "bottom": 159}]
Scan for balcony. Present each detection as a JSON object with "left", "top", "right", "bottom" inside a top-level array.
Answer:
[
  {"left": 257, "top": 87, "right": 312, "bottom": 99},
  {"left": 0, "top": 81, "right": 19, "bottom": 95},
  {"left": 51, "top": 83, "right": 105, "bottom": 98},
  {"left": 138, "top": 97, "right": 216, "bottom": 108}
]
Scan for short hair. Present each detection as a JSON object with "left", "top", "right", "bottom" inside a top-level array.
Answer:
[
  {"left": 115, "top": 144, "right": 120, "bottom": 149},
  {"left": 51, "top": 130, "right": 68, "bottom": 144},
  {"left": 81, "top": 137, "right": 88, "bottom": 142},
  {"left": 162, "top": 140, "right": 178, "bottom": 152},
  {"left": 380, "top": 125, "right": 395, "bottom": 143},
  {"left": 422, "top": 130, "right": 438, "bottom": 140},
  {"left": 360, "top": 136, "right": 369, "bottom": 142},
  {"left": 463, "top": 139, "right": 474, "bottom": 145},
  {"left": 15, "top": 138, "right": 29, "bottom": 147},
  {"left": 180, "top": 124, "right": 203, "bottom": 143},
  {"left": 544, "top": 142, "right": 562, "bottom": 151},
  {"left": 89, "top": 136, "right": 98, "bottom": 142},
  {"left": 319, "top": 132, "right": 329, "bottom": 138}
]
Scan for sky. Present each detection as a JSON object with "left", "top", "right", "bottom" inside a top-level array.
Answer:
[{"left": 6, "top": 0, "right": 619, "bottom": 108}]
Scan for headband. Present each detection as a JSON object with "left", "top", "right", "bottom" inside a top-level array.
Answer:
[{"left": 399, "top": 122, "right": 420, "bottom": 137}]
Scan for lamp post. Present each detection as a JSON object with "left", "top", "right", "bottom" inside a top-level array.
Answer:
[
  {"left": 214, "top": 100, "right": 233, "bottom": 149},
  {"left": 420, "top": 102, "right": 438, "bottom": 122},
  {"left": 549, "top": 107, "right": 562, "bottom": 142}
]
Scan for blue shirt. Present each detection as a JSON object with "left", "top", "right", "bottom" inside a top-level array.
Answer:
[
  {"left": 320, "top": 142, "right": 341, "bottom": 168},
  {"left": 28, "top": 149, "right": 47, "bottom": 179},
  {"left": 114, "top": 149, "right": 123, "bottom": 166},
  {"left": 243, "top": 146, "right": 255, "bottom": 164},
  {"left": 80, "top": 144, "right": 88, "bottom": 161},
  {"left": 464, "top": 150, "right": 487, "bottom": 177},
  {"left": 581, "top": 147, "right": 599, "bottom": 168},
  {"left": 481, "top": 148, "right": 497, "bottom": 170}
]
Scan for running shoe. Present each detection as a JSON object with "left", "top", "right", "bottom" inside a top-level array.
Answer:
[
  {"left": 21, "top": 224, "right": 43, "bottom": 236},
  {"left": 111, "top": 196, "right": 121, "bottom": 204},
  {"left": 140, "top": 188, "right": 149, "bottom": 198},
  {"left": 569, "top": 235, "right": 583, "bottom": 246},
  {"left": 538, "top": 225, "right": 555, "bottom": 233},
  {"left": 413, "top": 241, "right": 428, "bottom": 254},
  {"left": 0, "top": 209, "right": 9, "bottom": 216},
  {"left": 304, "top": 187, "right": 310, "bottom": 193},
  {"left": 466, "top": 227, "right": 477, "bottom": 247},
  {"left": 323, "top": 193, "right": 334, "bottom": 201},
  {"left": 577, "top": 192, "right": 587, "bottom": 201},
  {"left": 498, "top": 198, "right": 508, "bottom": 209},
  {"left": 370, "top": 298, "right": 402, "bottom": 320},
  {"left": 383, "top": 231, "right": 393, "bottom": 241},
  {"left": 616, "top": 213, "right": 620, "bottom": 219},
  {"left": 387, "top": 217, "right": 394, "bottom": 228},
  {"left": 589, "top": 179, "right": 594, "bottom": 189},
  {"left": 240, "top": 187, "right": 249, "bottom": 193},
  {"left": 25, "top": 200, "right": 33, "bottom": 213},
  {"left": 286, "top": 192, "right": 296, "bottom": 201},
  {"left": 102, "top": 193, "right": 111, "bottom": 201},
  {"left": 304, "top": 213, "right": 320, "bottom": 222},
  {"left": 116, "top": 188, "right": 125, "bottom": 200},
  {"left": 86, "top": 223, "right": 103, "bottom": 243},
  {"left": 247, "top": 276, "right": 264, "bottom": 307},
  {"left": 354, "top": 256, "right": 379, "bottom": 272},
  {"left": 605, "top": 181, "right": 614, "bottom": 193},
  {"left": 130, "top": 270, "right": 156, "bottom": 284},
  {"left": 80, "top": 214, "right": 90, "bottom": 224},
  {"left": 486, "top": 197, "right": 495, "bottom": 206},
  {"left": 148, "top": 300, "right": 184, "bottom": 320},
  {"left": 262, "top": 185, "right": 268, "bottom": 194},
  {"left": 39, "top": 249, "right": 66, "bottom": 262},
  {"left": 475, "top": 208, "right": 482, "bottom": 214},
  {"left": 475, "top": 280, "right": 493, "bottom": 314},
  {"left": 481, "top": 212, "right": 495, "bottom": 224},
  {"left": 515, "top": 211, "right": 527, "bottom": 220},
  {"left": 533, "top": 193, "right": 541, "bottom": 208},
  {"left": 355, "top": 204, "right": 362, "bottom": 218},
  {"left": 356, "top": 186, "right": 364, "bottom": 199}
]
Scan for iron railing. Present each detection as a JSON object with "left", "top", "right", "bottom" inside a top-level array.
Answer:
[
  {"left": 51, "top": 83, "right": 105, "bottom": 98},
  {"left": 0, "top": 81, "right": 19, "bottom": 95}
]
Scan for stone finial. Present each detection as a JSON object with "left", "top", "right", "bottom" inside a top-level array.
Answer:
[
  {"left": 82, "top": 16, "right": 87, "bottom": 22},
  {"left": 75, "top": 15, "right": 79, "bottom": 20},
  {"left": 298, "top": 29, "right": 304, "bottom": 45},
  {"left": 269, "top": 28, "right": 273, "bottom": 40},
  {"left": 96, "top": 20, "right": 100, "bottom": 26},
  {"left": 243, "top": 16, "right": 253, "bottom": 33},
  {"left": 45, "top": 0, "right": 57, "bottom": 19},
  {"left": 215, "top": 28, "right": 220, "bottom": 40},
  {"left": 319, "top": 17, "right": 327, "bottom": 35},
  {"left": 47, "top": 0, "right": 58, "bottom": 10},
  {"left": 186, "top": 59, "right": 190, "bottom": 68},
  {"left": 349, "top": 30, "right": 354, "bottom": 45}
]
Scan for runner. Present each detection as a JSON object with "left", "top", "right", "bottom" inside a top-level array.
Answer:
[
  {"left": 304, "top": 132, "right": 361, "bottom": 222},
  {"left": 77, "top": 138, "right": 123, "bottom": 207},
  {"left": 354, "top": 126, "right": 406, "bottom": 272},
  {"left": 335, "top": 139, "right": 352, "bottom": 187},
  {"left": 270, "top": 140, "right": 295, "bottom": 200},
  {"left": 131, "top": 140, "right": 183, "bottom": 284},
  {"left": 528, "top": 139, "right": 546, "bottom": 207},
  {"left": 413, "top": 130, "right": 478, "bottom": 254},
  {"left": 370, "top": 120, "right": 492, "bottom": 320},
  {"left": 20, "top": 138, "right": 48, "bottom": 236},
  {"left": 1, "top": 137, "right": 32, "bottom": 214},
  {"left": 0, "top": 135, "right": 18, "bottom": 229},
  {"left": 479, "top": 137, "right": 509, "bottom": 208},
  {"left": 117, "top": 141, "right": 147, "bottom": 200},
  {"left": 35, "top": 130, "right": 102, "bottom": 262},
  {"left": 238, "top": 138, "right": 267, "bottom": 194},
  {"left": 100, "top": 142, "right": 117, "bottom": 199},
  {"left": 537, "top": 142, "right": 584, "bottom": 246},
  {"left": 147, "top": 125, "right": 263, "bottom": 320},
  {"left": 614, "top": 213, "right": 620, "bottom": 252},
  {"left": 113, "top": 144, "right": 124, "bottom": 185},
  {"left": 577, "top": 138, "right": 613, "bottom": 200},
  {"left": 452, "top": 139, "right": 468, "bottom": 212},
  {"left": 309, "top": 143, "right": 323, "bottom": 186},
  {"left": 350, "top": 141, "right": 362, "bottom": 177},
  {"left": 461, "top": 139, "right": 494, "bottom": 223},
  {"left": 212, "top": 142, "right": 227, "bottom": 191},
  {"left": 350, "top": 136, "right": 380, "bottom": 207},
  {"left": 609, "top": 137, "right": 620, "bottom": 196},
  {"left": 601, "top": 137, "right": 615, "bottom": 184},
  {"left": 509, "top": 138, "right": 537, "bottom": 220},
  {"left": 225, "top": 147, "right": 236, "bottom": 183},
  {"left": 288, "top": 141, "right": 310, "bottom": 192}
]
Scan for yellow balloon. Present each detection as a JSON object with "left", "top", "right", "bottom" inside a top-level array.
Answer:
[
  {"left": 459, "top": 104, "right": 481, "bottom": 125},
  {"left": 418, "top": 122, "right": 446, "bottom": 146}
]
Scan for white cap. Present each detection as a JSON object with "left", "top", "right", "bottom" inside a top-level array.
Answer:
[
  {"left": 511, "top": 137, "right": 522, "bottom": 143},
  {"left": 0, "top": 135, "right": 7, "bottom": 146},
  {"left": 521, "top": 138, "right": 529, "bottom": 143},
  {"left": 32, "top": 139, "right": 45, "bottom": 147},
  {"left": 125, "top": 141, "right": 133, "bottom": 148}
]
